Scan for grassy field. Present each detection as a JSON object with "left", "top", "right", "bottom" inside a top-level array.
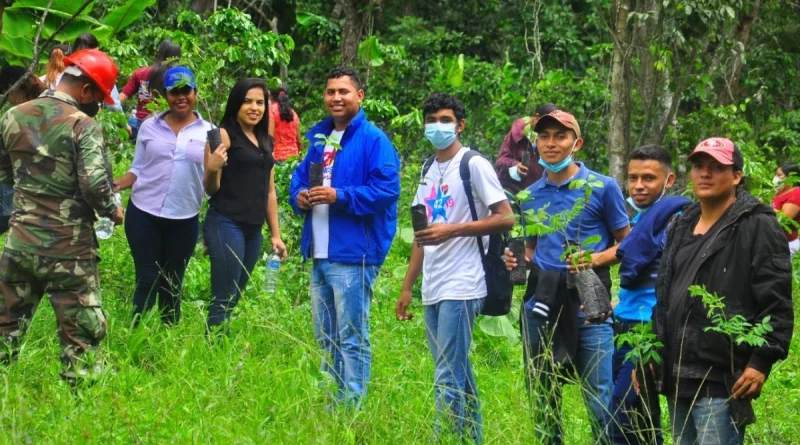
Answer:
[{"left": 0, "top": 163, "right": 798, "bottom": 444}]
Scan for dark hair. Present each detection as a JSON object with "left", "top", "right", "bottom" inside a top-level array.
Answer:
[
  {"left": 780, "top": 162, "right": 799, "bottom": 178},
  {"left": 325, "top": 67, "right": 362, "bottom": 91},
  {"left": 422, "top": 93, "right": 466, "bottom": 121},
  {"left": 536, "top": 103, "right": 558, "bottom": 116},
  {"left": 270, "top": 86, "right": 295, "bottom": 122},
  {"left": 71, "top": 33, "right": 99, "bottom": 52},
  {"left": 149, "top": 39, "right": 182, "bottom": 96},
  {"left": 221, "top": 78, "right": 271, "bottom": 154},
  {"left": 0, "top": 66, "right": 46, "bottom": 104},
  {"left": 630, "top": 144, "right": 673, "bottom": 171}
]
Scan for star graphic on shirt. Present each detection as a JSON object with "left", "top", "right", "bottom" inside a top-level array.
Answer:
[{"left": 425, "top": 184, "right": 450, "bottom": 223}]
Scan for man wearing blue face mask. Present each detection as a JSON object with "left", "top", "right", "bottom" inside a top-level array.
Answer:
[
  {"left": 396, "top": 93, "right": 513, "bottom": 444},
  {"left": 505, "top": 109, "right": 631, "bottom": 443},
  {"left": 608, "top": 145, "right": 691, "bottom": 445}
]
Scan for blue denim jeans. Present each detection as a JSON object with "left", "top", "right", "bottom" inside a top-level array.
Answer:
[
  {"left": 609, "top": 340, "right": 663, "bottom": 445},
  {"left": 0, "top": 182, "right": 13, "bottom": 235},
  {"left": 203, "top": 207, "right": 263, "bottom": 331},
  {"left": 310, "top": 259, "right": 378, "bottom": 406},
  {"left": 667, "top": 397, "right": 745, "bottom": 445},
  {"left": 125, "top": 201, "right": 198, "bottom": 324},
  {"left": 128, "top": 117, "right": 143, "bottom": 141},
  {"left": 522, "top": 306, "right": 614, "bottom": 444},
  {"left": 424, "top": 298, "right": 485, "bottom": 444}
]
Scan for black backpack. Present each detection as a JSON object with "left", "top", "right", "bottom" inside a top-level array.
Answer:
[{"left": 421, "top": 149, "right": 513, "bottom": 316}]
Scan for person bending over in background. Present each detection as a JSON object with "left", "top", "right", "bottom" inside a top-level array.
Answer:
[{"left": 120, "top": 39, "right": 181, "bottom": 139}]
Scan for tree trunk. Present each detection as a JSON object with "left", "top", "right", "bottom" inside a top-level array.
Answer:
[
  {"left": 608, "top": 0, "right": 633, "bottom": 184},
  {"left": 338, "top": 0, "right": 363, "bottom": 65},
  {"left": 717, "top": 0, "right": 761, "bottom": 105},
  {"left": 634, "top": 0, "right": 672, "bottom": 147},
  {"left": 190, "top": 0, "right": 216, "bottom": 13}
]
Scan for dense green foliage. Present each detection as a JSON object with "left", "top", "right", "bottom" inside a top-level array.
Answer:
[{"left": 1, "top": 1, "right": 800, "bottom": 443}]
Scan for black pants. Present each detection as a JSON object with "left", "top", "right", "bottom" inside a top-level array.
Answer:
[{"left": 125, "top": 201, "right": 198, "bottom": 324}]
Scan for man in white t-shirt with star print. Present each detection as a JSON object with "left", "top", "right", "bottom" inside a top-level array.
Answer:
[{"left": 396, "top": 93, "right": 513, "bottom": 443}]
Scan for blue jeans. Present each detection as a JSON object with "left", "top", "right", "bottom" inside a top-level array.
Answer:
[
  {"left": 424, "top": 298, "right": 485, "bottom": 444},
  {"left": 310, "top": 259, "right": 378, "bottom": 406},
  {"left": 667, "top": 397, "right": 745, "bottom": 445},
  {"left": 203, "top": 207, "right": 263, "bottom": 331},
  {"left": 125, "top": 201, "right": 198, "bottom": 324},
  {"left": 0, "top": 182, "right": 13, "bottom": 235},
  {"left": 609, "top": 340, "right": 663, "bottom": 444},
  {"left": 522, "top": 307, "right": 614, "bottom": 444}
]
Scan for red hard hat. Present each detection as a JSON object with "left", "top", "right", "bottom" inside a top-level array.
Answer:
[{"left": 63, "top": 49, "right": 119, "bottom": 105}]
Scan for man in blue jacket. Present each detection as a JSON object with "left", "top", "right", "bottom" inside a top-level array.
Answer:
[{"left": 289, "top": 67, "right": 400, "bottom": 407}]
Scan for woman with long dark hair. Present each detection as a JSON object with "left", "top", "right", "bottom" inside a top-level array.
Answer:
[
  {"left": 268, "top": 85, "right": 303, "bottom": 161},
  {"left": 120, "top": 39, "right": 182, "bottom": 138},
  {"left": 39, "top": 44, "right": 69, "bottom": 90},
  {"left": 114, "top": 67, "right": 210, "bottom": 324},
  {"left": 204, "top": 78, "right": 287, "bottom": 333},
  {"left": 773, "top": 162, "right": 800, "bottom": 256}
]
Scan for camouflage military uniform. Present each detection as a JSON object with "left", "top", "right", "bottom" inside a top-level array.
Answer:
[{"left": 0, "top": 90, "right": 116, "bottom": 381}]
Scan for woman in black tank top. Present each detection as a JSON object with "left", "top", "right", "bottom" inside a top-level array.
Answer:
[{"left": 202, "top": 78, "right": 287, "bottom": 334}]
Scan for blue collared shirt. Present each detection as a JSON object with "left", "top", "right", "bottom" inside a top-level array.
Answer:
[{"left": 522, "top": 162, "right": 629, "bottom": 272}]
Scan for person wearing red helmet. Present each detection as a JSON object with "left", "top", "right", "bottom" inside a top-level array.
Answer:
[{"left": 0, "top": 48, "right": 123, "bottom": 384}]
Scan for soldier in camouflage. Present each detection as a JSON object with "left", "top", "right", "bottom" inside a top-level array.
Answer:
[{"left": 0, "top": 49, "right": 123, "bottom": 384}]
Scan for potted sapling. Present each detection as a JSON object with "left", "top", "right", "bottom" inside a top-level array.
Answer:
[{"left": 506, "top": 189, "right": 533, "bottom": 285}]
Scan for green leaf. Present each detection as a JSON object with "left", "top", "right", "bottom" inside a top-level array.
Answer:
[
  {"left": 581, "top": 234, "right": 602, "bottom": 247},
  {"left": 295, "top": 11, "right": 326, "bottom": 27},
  {"left": 391, "top": 265, "right": 407, "bottom": 280},
  {"left": 358, "top": 35, "right": 384, "bottom": 67},
  {"left": 0, "top": 34, "right": 33, "bottom": 58},
  {"left": 445, "top": 54, "right": 464, "bottom": 88},
  {"left": 398, "top": 227, "right": 415, "bottom": 244},
  {"left": 2, "top": 9, "right": 37, "bottom": 39},
  {"left": 478, "top": 315, "right": 517, "bottom": 340},
  {"left": 101, "top": 0, "right": 156, "bottom": 37},
  {"left": 12, "top": 0, "right": 95, "bottom": 16}
]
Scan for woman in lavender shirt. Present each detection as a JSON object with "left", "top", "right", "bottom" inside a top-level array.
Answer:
[{"left": 114, "top": 66, "right": 208, "bottom": 324}]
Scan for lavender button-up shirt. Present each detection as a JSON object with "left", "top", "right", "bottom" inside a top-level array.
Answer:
[{"left": 129, "top": 111, "right": 211, "bottom": 219}]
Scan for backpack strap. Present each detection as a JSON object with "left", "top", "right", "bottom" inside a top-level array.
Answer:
[
  {"left": 460, "top": 149, "right": 487, "bottom": 259},
  {"left": 420, "top": 154, "right": 437, "bottom": 185}
]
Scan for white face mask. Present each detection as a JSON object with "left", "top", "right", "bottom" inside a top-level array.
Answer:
[{"left": 773, "top": 176, "right": 782, "bottom": 186}]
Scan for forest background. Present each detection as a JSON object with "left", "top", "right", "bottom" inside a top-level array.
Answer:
[{"left": 0, "top": 0, "right": 799, "bottom": 443}]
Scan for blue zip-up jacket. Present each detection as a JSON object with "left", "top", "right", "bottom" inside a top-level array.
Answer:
[{"left": 289, "top": 109, "right": 400, "bottom": 265}]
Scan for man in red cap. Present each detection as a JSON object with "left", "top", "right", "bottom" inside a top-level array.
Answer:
[
  {"left": 0, "top": 48, "right": 123, "bottom": 384},
  {"left": 650, "top": 137, "right": 793, "bottom": 444}
]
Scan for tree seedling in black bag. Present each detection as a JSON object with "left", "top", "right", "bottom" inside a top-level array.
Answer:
[
  {"left": 411, "top": 204, "right": 429, "bottom": 233},
  {"left": 309, "top": 162, "right": 323, "bottom": 189},
  {"left": 207, "top": 127, "right": 222, "bottom": 153}
]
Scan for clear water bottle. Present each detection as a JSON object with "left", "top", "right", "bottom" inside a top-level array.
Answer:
[
  {"left": 95, "top": 193, "right": 121, "bottom": 240},
  {"left": 263, "top": 250, "right": 281, "bottom": 293}
]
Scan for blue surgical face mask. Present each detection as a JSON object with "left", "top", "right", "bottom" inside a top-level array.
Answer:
[
  {"left": 538, "top": 140, "right": 577, "bottom": 173},
  {"left": 425, "top": 123, "right": 458, "bottom": 150},
  {"left": 627, "top": 180, "right": 668, "bottom": 216}
]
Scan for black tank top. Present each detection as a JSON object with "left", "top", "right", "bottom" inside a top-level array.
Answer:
[{"left": 209, "top": 124, "right": 274, "bottom": 225}]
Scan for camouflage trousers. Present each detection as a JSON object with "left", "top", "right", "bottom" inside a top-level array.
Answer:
[{"left": 0, "top": 249, "right": 107, "bottom": 381}]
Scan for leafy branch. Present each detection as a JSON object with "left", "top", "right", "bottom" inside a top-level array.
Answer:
[
  {"left": 616, "top": 322, "right": 664, "bottom": 365},
  {"left": 689, "top": 285, "right": 773, "bottom": 348}
]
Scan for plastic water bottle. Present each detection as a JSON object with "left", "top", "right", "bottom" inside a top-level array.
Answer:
[
  {"left": 95, "top": 193, "right": 121, "bottom": 240},
  {"left": 263, "top": 250, "right": 281, "bottom": 293}
]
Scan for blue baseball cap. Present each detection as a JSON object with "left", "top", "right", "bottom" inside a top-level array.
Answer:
[{"left": 163, "top": 66, "right": 196, "bottom": 91}]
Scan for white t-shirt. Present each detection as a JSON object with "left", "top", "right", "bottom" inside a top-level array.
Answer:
[
  {"left": 312, "top": 129, "right": 345, "bottom": 259},
  {"left": 413, "top": 147, "right": 507, "bottom": 305}
]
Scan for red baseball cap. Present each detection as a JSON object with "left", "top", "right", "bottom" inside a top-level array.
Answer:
[
  {"left": 688, "top": 137, "right": 743, "bottom": 171},
  {"left": 534, "top": 110, "right": 582, "bottom": 139}
]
